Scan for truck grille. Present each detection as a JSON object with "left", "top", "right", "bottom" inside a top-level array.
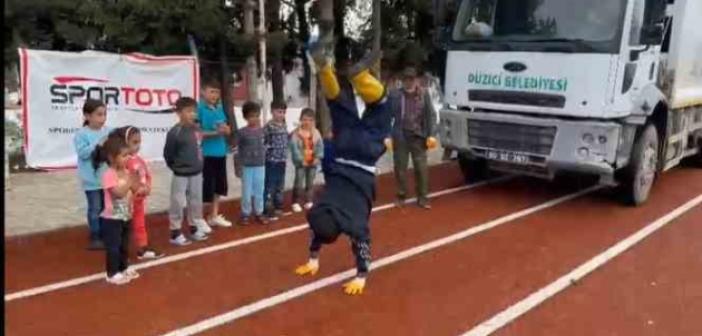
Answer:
[
  {"left": 467, "top": 120, "right": 556, "bottom": 156},
  {"left": 469, "top": 90, "right": 566, "bottom": 108}
]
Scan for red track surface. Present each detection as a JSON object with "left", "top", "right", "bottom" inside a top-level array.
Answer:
[
  {"left": 5, "top": 163, "right": 701, "bottom": 336},
  {"left": 498, "top": 206, "right": 702, "bottom": 336}
]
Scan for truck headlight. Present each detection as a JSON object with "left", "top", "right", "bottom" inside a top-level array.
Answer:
[
  {"left": 598, "top": 135, "right": 607, "bottom": 144},
  {"left": 578, "top": 147, "right": 590, "bottom": 158},
  {"left": 582, "top": 133, "right": 595, "bottom": 144}
]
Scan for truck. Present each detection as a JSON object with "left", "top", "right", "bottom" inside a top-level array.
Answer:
[{"left": 435, "top": 0, "right": 702, "bottom": 205}]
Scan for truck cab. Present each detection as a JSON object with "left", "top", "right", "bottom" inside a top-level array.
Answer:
[{"left": 438, "top": 0, "right": 702, "bottom": 205}]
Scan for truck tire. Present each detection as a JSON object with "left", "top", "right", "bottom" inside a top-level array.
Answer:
[
  {"left": 619, "top": 124, "right": 659, "bottom": 206},
  {"left": 457, "top": 152, "right": 488, "bottom": 183}
]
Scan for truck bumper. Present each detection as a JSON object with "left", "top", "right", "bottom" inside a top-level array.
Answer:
[{"left": 439, "top": 109, "right": 622, "bottom": 177}]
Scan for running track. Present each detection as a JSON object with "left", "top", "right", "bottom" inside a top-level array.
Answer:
[{"left": 5, "top": 162, "right": 702, "bottom": 335}]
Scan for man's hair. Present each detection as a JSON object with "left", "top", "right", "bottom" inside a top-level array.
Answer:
[
  {"left": 300, "top": 107, "right": 315, "bottom": 120},
  {"left": 271, "top": 100, "right": 287, "bottom": 110},
  {"left": 242, "top": 101, "right": 261, "bottom": 119},
  {"left": 175, "top": 97, "right": 197, "bottom": 112},
  {"left": 202, "top": 79, "right": 221, "bottom": 90}
]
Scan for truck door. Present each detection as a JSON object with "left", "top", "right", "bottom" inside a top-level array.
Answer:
[{"left": 619, "top": 0, "right": 667, "bottom": 103}]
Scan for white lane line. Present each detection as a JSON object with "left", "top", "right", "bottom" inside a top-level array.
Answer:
[
  {"left": 5, "top": 177, "right": 509, "bottom": 302},
  {"left": 160, "top": 185, "right": 600, "bottom": 336},
  {"left": 461, "top": 193, "right": 702, "bottom": 336}
]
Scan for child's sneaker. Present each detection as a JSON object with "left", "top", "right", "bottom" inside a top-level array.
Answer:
[
  {"left": 105, "top": 272, "right": 131, "bottom": 285},
  {"left": 266, "top": 211, "right": 279, "bottom": 221},
  {"left": 87, "top": 239, "right": 105, "bottom": 251},
  {"left": 193, "top": 219, "right": 213, "bottom": 234},
  {"left": 191, "top": 229, "right": 209, "bottom": 242},
  {"left": 238, "top": 216, "right": 251, "bottom": 226},
  {"left": 304, "top": 202, "right": 314, "bottom": 210},
  {"left": 170, "top": 234, "right": 192, "bottom": 246},
  {"left": 255, "top": 215, "right": 270, "bottom": 225},
  {"left": 292, "top": 203, "right": 303, "bottom": 213},
  {"left": 137, "top": 248, "right": 165, "bottom": 260},
  {"left": 123, "top": 268, "right": 140, "bottom": 280},
  {"left": 209, "top": 214, "right": 233, "bottom": 228},
  {"left": 274, "top": 209, "right": 285, "bottom": 217}
]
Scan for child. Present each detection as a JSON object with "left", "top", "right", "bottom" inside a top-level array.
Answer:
[
  {"left": 118, "top": 126, "right": 164, "bottom": 259},
  {"left": 164, "top": 97, "right": 210, "bottom": 246},
  {"left": 235, "top": 102, "right": 269, "bottom": 225},
  {"left": 289, "top": 108, "right": 324, "bottom": 213},
  {"left": 92, "top": 134, "right": 140, "bottom": 285},
  {"left": 198, "top": 80, "right": 233, "bottom": 230},
  {"left": 294, "top": 35, "right": 392, "bottom": 295},
  {"left": 74, "top": 98, "right": 111, "bottom": 250},
  {"left": 263, "top": 101, "right": 289, "bottom": 221}
]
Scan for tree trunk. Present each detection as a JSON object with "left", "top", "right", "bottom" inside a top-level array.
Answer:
[
  {"left": 269, "top": 0, "right": 285, "bottom": 106},
  {"left": 244, "top": 0, "right": 258, "bottom": 102},
  {"left": 372, "top": 0, "right": 381, "bottom": 78},
  {"left": 315, "top": 0, "right": 334, "bottom": 137},
  {"left": 219, "top": 33, "right": 237, "bottom": 145},
  {"left": 295, "top": 0, "right": 311, "bottom": 96}
]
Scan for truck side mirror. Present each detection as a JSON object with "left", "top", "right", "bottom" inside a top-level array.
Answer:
[{"left": 640, "top": 22, "right": 664, "bottom": 45}]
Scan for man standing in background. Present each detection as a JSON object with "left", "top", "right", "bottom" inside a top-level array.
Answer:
[{"left": 387, "top": 67, "right": 438, "bottom": 209}]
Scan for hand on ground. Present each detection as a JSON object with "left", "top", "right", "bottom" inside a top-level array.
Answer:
[
  {"left": 343, "top": 277, "right": 366, "bottom": 296},
  {"left": 294, "top": 261, "right": 319, "bottom": 276}
]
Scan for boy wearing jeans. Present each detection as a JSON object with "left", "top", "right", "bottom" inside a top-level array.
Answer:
[
  {"left": 163, "top": 97, "right": 210, "bottom": 246},
  {"left": 235, "top": 102, "right": 269, "bottom": 225},
  {"left": 263, "top": 101, "right": 289, "bottom": 221}
]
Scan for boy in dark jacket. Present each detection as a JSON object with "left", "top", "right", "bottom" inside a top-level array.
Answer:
[
  {"left": 163, "top": 97, "right": 210, "bottom": 246},
  {"left": 263, "top": 101, "right": 289, "bottom": 221},
  {"left": 294, "top": 31, "right": 392, "bottom": 295}
]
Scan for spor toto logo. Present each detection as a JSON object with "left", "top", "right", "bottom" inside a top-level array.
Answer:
[{"left": 49, "top": 76, "right": 183, "bottom": 113}]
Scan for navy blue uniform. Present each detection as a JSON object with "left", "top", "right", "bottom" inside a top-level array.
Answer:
[{"left": 307, "top": 86, "right": 392, "bottom": 277}]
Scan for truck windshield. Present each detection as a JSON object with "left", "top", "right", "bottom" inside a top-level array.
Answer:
[{"left": 452, "top": 0, "right": 626, "bottom": 52}]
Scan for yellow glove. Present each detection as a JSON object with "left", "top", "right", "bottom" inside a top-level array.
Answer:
[
  {"left": 318, "top": 64, "right": 340, "bottom": 100},
  {"left": 294, "top": 259, "right": 319, "bottom": 276},
  {"left": 426, "top": 136, "right": 438, "bottom": 150},
  {"left": 350, "top": 69, "right": 385, "bottom": 104},
  {"left": 343, "top": 277, "right": 366, "bottom": 296},
  {"left": 384, "top": 138, "right": 393, "bottom": 152}
]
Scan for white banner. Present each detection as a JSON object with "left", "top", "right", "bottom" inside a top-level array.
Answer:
[{"left": 19, "top": 49, "right": 199, "bottom": 169}]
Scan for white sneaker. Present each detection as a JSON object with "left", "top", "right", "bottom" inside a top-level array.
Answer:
[
  {"left": 209, "top": 214, "right": 233, "bottom": 228},
  {"left": 137, "top": 248, "right": 165, "bottom": 260},
  {"left": 191, "top": 230, "right": 209, "bottom": 242},
  {"left": 170, "top": 234, "right": 192, "bottom": 246},
  {"left": 304, "top": 202, "right": 314, "bottom": 210},
  {"left": 292, "top": 203, "right": 303, "bottom": 213},
  {"left": 106, "top": 272, "right": 131, "bottom": 285},
  {"left": 193, "top": 219, "right": 213, "bottom": 234},
  {"left": 123, "top": 268, "right": 140, "bottom": 280}
]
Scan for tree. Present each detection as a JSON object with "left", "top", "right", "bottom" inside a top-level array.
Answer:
[{"left": 268, "top": 0, "right": 287, "bottom": 106}]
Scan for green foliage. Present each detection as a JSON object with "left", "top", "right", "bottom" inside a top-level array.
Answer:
[{"left": 4, "top": 0, "right": 444, "bottom": 78}]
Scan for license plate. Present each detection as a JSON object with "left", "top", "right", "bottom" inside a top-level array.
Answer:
[{"left": 486, "top": 150, "right": 529, "bottom": 165}]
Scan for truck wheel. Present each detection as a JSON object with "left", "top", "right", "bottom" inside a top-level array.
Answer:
[
  {"left": 619, "top": 124, "right": 659, "bottom": 206},
  {"left": 457, "top": 153, "right": 488, "bottom": 183}
]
